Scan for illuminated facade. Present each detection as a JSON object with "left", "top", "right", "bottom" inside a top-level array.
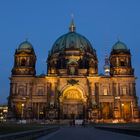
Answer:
[
  {"left": 8, "top": 21, "right": 139, "bottom": 122},
  {"left": 0, "top": 105, "right": 8, "bottom": 121}
]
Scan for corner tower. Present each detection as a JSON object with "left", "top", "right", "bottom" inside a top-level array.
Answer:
[
  {"left": 12, "top": 41, "right": 36, "bottom": 76},
  {"left": 110, "top": 41, "right": 134, "bottom": 76}
]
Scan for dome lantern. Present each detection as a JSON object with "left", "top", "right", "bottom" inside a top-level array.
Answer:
[{"left": 69, "top": 18, "right": 76, "bottom": 32}]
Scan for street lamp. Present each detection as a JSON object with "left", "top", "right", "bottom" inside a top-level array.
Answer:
[
  {"left": 121, "top": 103, "right": 124, "bottom": 120},
  {"left": 131, "top": 101, "right": 134, "bottom": 121},
  {"left": 21, "top": 103, "right": 24, "bottom": 120}
]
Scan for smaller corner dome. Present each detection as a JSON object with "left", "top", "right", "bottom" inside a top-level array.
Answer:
[
  {"left": 112, "top": 41, "right": 128, "bottom": 50},
  {"left": 18, "top": 40, "right": 33, "bottom": 50}
]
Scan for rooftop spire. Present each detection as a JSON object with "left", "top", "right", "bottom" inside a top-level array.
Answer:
[
  {"left": 117, "top": 35, "right": 121, "bottom": 42},
  {"left": 69, "top": 14, "right": 76, "bottom": 32},
  {"left": 104, "top": 50, "right": 110, "bottom": 76},
  {"left": 25, "top": 37, "right": 28, "bottom": 42}
]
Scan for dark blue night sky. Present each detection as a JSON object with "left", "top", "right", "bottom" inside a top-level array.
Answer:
[{"left": 0, "top": 0, "right": 140, "bottom": 104}]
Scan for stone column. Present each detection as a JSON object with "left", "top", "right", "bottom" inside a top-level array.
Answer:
[
  {"left": 118, "top": 83, "right": 120, "bottom": 96},
  {"left": 133, "top": 100, "right": 139, "bottom": 119},
  {"left": 12, "top": 83, "right": 15, "bottom": 95},
  {"left": 15, "top": 83, "right": 18, "bottom": 95},
  {"left": 109, "top": 102, "right": 113, "bottom": 118},
  {"left": 37, "top": 103, "right": 40, "bottom": 120},
  {"left": 50, "top": 83, "right": 55, "bottom": 107},
  {"left": 99, "top": 102, "right": 102, "bottom": 119},
  {"left": 114, "top": 97, "right": 121, "bottom": 119},
  {"left": 116, "top": 57, "right": 119, "bottom": 66},
  {"left": 26, "top": 83, "right": 30, "bottom": 96}
]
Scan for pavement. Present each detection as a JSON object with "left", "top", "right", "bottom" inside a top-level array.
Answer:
[{"left": 37, "top": 126, "right": 140, "bottom": 140}]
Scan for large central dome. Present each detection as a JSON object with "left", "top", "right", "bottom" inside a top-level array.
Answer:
[
  {"left": 47, "top": 20, "right": 98, "bottom": 76},
  {"left": 50, "top": 20, "right": 95, "bottom": 54}
]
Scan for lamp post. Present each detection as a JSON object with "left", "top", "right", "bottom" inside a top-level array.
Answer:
[
  {"left": 57, "top": 90, "right": 61, "bottom": 120},
  {"left": 37, "top": 103, "right": 40, "bottom": 121},
  {"left": 121, "top": 103, "right": 124, "bottom": 120},
  {"left": 131, "top": 101, "right": 134, "bottom": 121},
  {"left": 21, "top": 103, "right": 24, "bottom": 121}
]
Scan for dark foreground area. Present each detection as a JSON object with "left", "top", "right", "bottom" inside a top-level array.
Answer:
[
  {"left": 0, "top": 123, "right": 46, "bottom": 135},
  {"left": 94, "top": 123, "right": 140, "bottom": 137},
  {"left": 0, "top": 122, "right": 140, "bottom": 140},
  {"left": 0, "top": 122, "right": 59, "bottom": 140},
  {"left": 37, "top": 126, "right": 140, "bottom": 140}
]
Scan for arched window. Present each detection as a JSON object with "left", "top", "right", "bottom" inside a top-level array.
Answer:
[
  {"left": 103, "top": 88, "right": 108, "bottom": 95},
  {"left": 37, "top": 88, "right": 44, "bottom": 96},
  {"left": 21, "top": 58, "right": 26, "bottom": 66},
  {"left": 121, "top": 61, "right": 125, "bottom": 66},
  {"left": 120, "top": 59, "right": 125, "bottom": 66},
  {"left": 18, "top": 86, "right": 26, "bottom": 96},
  {"left": 69, "top": 66, "right": 75, "bottom": 75},
  {"left": 122, "top": 86, "right": 127, "bottom": 95},
  {"left": 89, "top": 59, "right": 94, "bottom": 67},
  {"left": 67, "top": 59, "right": 78, "bottom": 75}
]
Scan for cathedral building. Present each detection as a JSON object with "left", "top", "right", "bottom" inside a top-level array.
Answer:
[{"left": 8, "top": 21, "right": 139, "bottom": 122}]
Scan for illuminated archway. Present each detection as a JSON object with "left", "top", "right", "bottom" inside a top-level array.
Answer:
[{"left": 60, "top": 86, "right": 86, "bottom": 119}]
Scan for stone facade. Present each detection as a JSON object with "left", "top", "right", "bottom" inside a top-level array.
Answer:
[{"left": 8, "top": 22, "right": 139, "bottom": 122}]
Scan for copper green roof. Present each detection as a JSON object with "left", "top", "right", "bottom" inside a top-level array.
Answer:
[
  {"left": 112, "top": 41, "right": 128, "bottom": 50},
  {"left": 16, "top": 40, "right": 35, "bottom": 55},
  {"left": 51, "top": 31, "right": 95, "bottom": 54},
  {"left": 50, "top": 19, "right": 96, "bottom": 54},
  {"left": 18, "top": 41, "right": 33, "bottom": 50}
]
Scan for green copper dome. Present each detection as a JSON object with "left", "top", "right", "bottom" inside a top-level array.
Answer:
[
  {"left": 50, "top": 19, "right": 96, "bottom": 54},
  {"left": 51, "top": 20, "right": 95, "bottom": 54},
  {"left": 18, "top": 40, "right": 33, "bottom": 50},
  {"left": 51, "top": 31, "right": 94, "bottom": 54},
  {"left": 16, "top": 40, "right": 35, "bottom": 55},
  {"left": 112, "top": 41, "right": 128, "bottom": 50}
]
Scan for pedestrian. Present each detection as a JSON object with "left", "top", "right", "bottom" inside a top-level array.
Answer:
[{"left": 82, "top": 119, "right": 86, "bottom": 127}]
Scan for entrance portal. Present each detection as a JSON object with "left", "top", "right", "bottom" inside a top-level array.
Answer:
[
  {"left": 63, "top": 102, "right": 84, "bottom": 119},
  {"left": 60, "top": 86, "right": 86, "bottom": 119}
]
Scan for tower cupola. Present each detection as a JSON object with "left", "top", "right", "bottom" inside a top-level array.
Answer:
[
  {"left": 12, "top": 40, "right": 36, "bottom": 76},
  {"left": 110, "top": 41, "right": 134, "bottom": 76}
]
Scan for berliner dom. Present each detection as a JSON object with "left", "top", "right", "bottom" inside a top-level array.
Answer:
[{"left": 8, "top": 20, "right": 139, "bottom": 123}]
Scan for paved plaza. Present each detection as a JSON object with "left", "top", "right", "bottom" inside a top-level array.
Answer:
[{"left": 37, "top": 126, "right": 140, "bottom": 140}]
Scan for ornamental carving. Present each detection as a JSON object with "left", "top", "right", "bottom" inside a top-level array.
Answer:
[
  {"left": 67, "top": 79, "right": 79, "bottom": 86},
  {"left": 63, "top": 89, "right": 82, "bottom": 100}
]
